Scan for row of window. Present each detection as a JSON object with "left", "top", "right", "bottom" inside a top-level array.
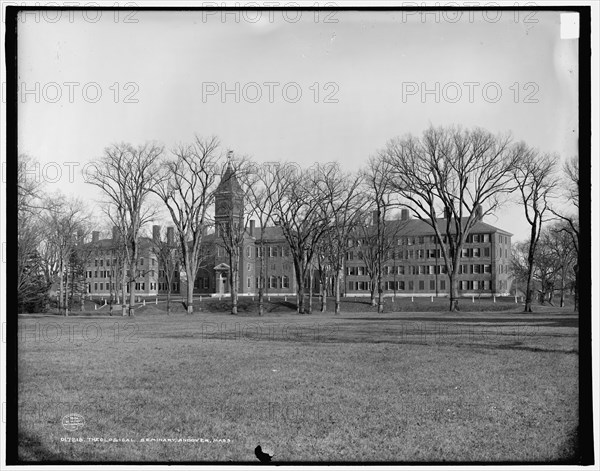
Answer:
[
  {"left": 247, "top": 275, "right": 291, "bottom": 289},
  {"left": 347, "top": 264, "right": 495, "bottom": 276},
  {"left": 90, "top": 281, "right": 179, "bottom": 292},
  {"left": 348, "top": 279, "right": 495, "bottom": 292},
  {"left": 87, "top": 269, "right": 166, "bottom": 279},
  {"left": 93, "top": 257, "right": 157, "bottom": 267},
  {"left": 347, "top": 246, "right": 495, "bottom": 261}
]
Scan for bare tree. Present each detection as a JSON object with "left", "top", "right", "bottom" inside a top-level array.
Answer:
[
  {"left": 242, "top": 162, "right": 280, "bottom": 316},
  {"left": 87, "top": 142, "right": 163, "bottom": 316},
  {"left": 17, "top": 217, "right": 49, "bottom": 313},
  {"left": 43, "top": 194, "right": 90, "bottom": 316},
  {"left": 314, "top": 163, "right": 363, "bottom": 314},
  {"left": 151, "top": 136, "right": 220, "bottom": 314},
  {"left": 544, "top": 223, "right": 577, "bottom": 307},
  {"left": 273, "top": 163, "right": 329, "bottom": 314},
  {"left": 551, "top": 156, "right": 580, "bottom": 311},
  {"left": 216, "top": 157, "right": 253, "bottom": 315},
  {"left": 512, "top": 147, "right": 558, "bottom": 312},
  {"left": 152, "top": 227, "right": 180, "bottom": 315},
  {"left": 18, "top": 154, "right": 45, "bottom": 216},
  {"left": 360, "top": 156, "right": 403, "bottom": 312},
  {"left": 383, "top": 125, "right": 521, "bottom": 312}
]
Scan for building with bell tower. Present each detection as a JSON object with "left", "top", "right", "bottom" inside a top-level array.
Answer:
[
  {"left": 214, "top": 150, "right": 244, "bottom": 232},
  {"left": 212, "top": 151, "right": 246, "bottom": 295}
]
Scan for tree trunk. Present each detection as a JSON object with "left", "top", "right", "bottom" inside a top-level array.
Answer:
[
  {"left": 59, "top": 261, "right": 64, "bottom": 315},
  {"left": 307, "top": 268, "right": 313, "bottom": 314},
  {"left": 320, "top": 276, "right": 327, "bottom": 312},
  {"left": 258, "top": 245, "right": 265, "bottom": 316},
  {"left": 186, "top": 266, "right": 195, "bottom": 314},
  {"left": 524, "top": 260, "right": 534, "bottom": 313},
  {"left": 121, "top": 263, "right": 127, "bottom": 316},
  {"left": 370, "top": 276, "right": 377, "bottom": 306},
  {"left": 128, "top": 279, "right": 135, "bottom": 317},
  {"left": 334, "top": 270, "right": 341, "bottom": 314},
  {"left": 166, "top": 288, "right": 171, "bottom": 315},
  {"left": 559, "top": 274, "right": 565, "bottom": 308},
  {"left": 449, "top": 274, "right": 460, "bottom": 312},
  {"left": 377, "top": 272, "right": 384, "bottom": 314},
  {"left": 231, "top": 272, "right": 238, "bottom": 314},
  {"left": 294, "top": 262, "right": 305, "bottom": 313},
  {"left": 64, "top": 265, "right": 70, "bottom": 317}
]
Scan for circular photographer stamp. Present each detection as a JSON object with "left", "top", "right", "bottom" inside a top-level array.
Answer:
[{"left": 62, "top": 413, "right": 85, "bottom": 432}]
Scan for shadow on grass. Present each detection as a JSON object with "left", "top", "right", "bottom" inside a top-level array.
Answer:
[{"left": 18, "top": 429, "right": 64, "bottom": 462}]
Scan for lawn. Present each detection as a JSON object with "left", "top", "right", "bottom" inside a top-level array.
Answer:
[{"left": 17, "top": 306, "right": 579, "bottom": 463}]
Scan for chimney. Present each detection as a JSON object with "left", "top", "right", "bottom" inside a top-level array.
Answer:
[
  {"left": 112, "top": 226, "right": 119, "bottom": 242},
  {"left": 92, "top": 231, "right": 100, "bottom": 243},
  {"left": 153, "top": 225, "right": 161, "bottom": 243},
  {"left": 167, "top": 226, "right": 174, "bottom": 245},
  {"left": 249, "top": 219, "right": 255, "bottom": 237},
  {"left": 372, "top": 210, "right": 379, "bottom": 226},
  {"left": 401, "top": 208, "right": 410, "bottom": 221}
]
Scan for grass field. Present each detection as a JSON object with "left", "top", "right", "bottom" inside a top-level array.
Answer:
[{"left": 17, "top": 304, "right": 579, "bottom": 463}]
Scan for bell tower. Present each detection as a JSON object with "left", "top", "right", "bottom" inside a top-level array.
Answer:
[{"left": 215, "top": 151, "right": 244, "bottom": 230}]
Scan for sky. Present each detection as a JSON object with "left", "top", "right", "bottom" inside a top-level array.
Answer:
[{"left": 16, "top": 8, "right": 580, "bottom": 242}]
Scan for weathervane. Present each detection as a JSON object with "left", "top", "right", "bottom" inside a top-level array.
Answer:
[{"left": 226, "top": 150, "right": 234, "bottom": 166}]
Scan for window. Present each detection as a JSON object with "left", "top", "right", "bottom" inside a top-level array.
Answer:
[
  {"left": 246, "top": 246, "right": 252, "bottom": 258},
  {"left": 283, "top": 275, "right": 290, "bottom": 288},
  {"left": 94, "top": 283, "right": 97, "bottom": 291},
  {"left": 484, "top": 247, "right": 490, "bottom": 257},
  {"left": 204, "top": 278, "right": 209, "bottom": 289},
  {"left": 398, "top": 266, "right": 404, "bottom": 275},
  {"left": 419, "top": 280, "right": 424, "bottom": 291},
  {"left": 483, "top": 234, "right": 490, "bottom": 242},
  {"left": 94, "top": 270, "right": 98, "bottom": 278},
  {"left": 106, "top": 259, "right": 110, "bottom": 267},
  {"left": 399, "top": 281, "right": 405, "bottom": 290},
  {"left": 140, "top": 258, "right": 144, "bottom": 266},
  {"left": 418, "top": 236, "right": 424, "bottom": 244},
  {"left": 270, "top": 276, "right": 277, "bottom": 289},
  {"left": 440, "top": 280, "right": 446, "bottom": 290},
  {"left": 94, "top": 259, "right": 98, "bottom": 266},
  {"left": 247, "top": 264, "right": 251, "bottom": 272},
  {"left": 473, "top": 248, "right": 480, "bottom": 257},
  {"left": 473, "top": 265, "right": 480, "bottom": 274},
  {"left": 430, "top": 280, "right": 435, "bottom": 290},
  {"left": 408, "top": 281, "right": 414, "bottom": 291},
  {"left": 418, "top": 265, "right": 426, "bottom": 275},
  {"left": 99, "top": 283, "right": 103, "bottom": 290},
  {"left": 247, "top": 277, "right": 252, "bottom": 288},
  {"left": 347, "top": 252, "right": 354, "bottom": 261}
]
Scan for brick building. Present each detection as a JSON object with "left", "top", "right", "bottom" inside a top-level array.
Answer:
[
  {"left": 345, "top": 210, "right": 513, "bottom": 297},
  {"left": 83, "top": 167, "right": 512, "bottom": 299}
]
